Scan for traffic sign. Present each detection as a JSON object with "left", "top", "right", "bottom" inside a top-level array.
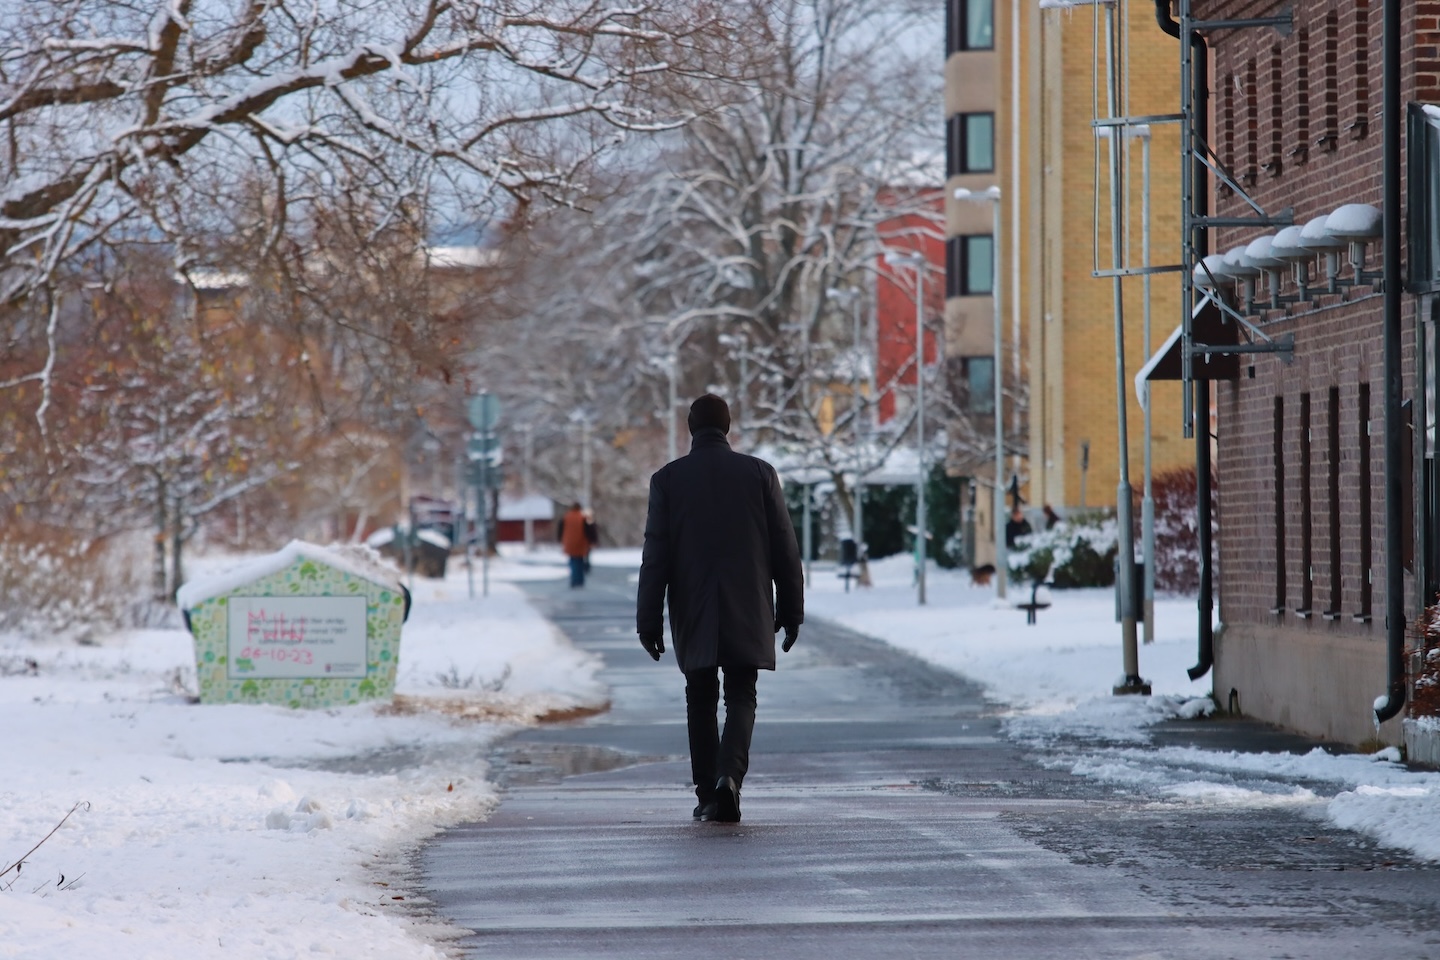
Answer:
[{"left": 467, "top": 393, "right": 501, "bottom": 431}]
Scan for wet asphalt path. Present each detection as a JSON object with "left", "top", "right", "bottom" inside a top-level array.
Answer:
[{"left": 418, "top": 567, "right": 1440, "bottom": 959}]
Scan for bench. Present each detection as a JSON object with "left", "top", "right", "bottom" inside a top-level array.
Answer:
[{"left": 1016, "top": 580, "right": 1053, "bottom": 625}]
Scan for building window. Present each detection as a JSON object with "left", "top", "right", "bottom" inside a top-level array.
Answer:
[
  {"left": 1264, "top": 45, "right": 1283, "bottom": 176},
  {"left": 1408, "top": 103, "right": 1440, "bottom": 293},
  {"left": 956, "top": 356, "right": 995, "bottom": 414},
  {"left": 1245, "top": 59, "right": 1258, "bottom": 185},
  {"left": 945, "top": 234, "right": 994, "bottom": 297},
  {"left": 1273, "top": 396, "right": 1286, "bottom": 613},
  {"left": 1294, "top": 28, "right": 1310, "bottom": 162},
  {"left": 1298, "top": 392, "right": 1313, "bottom": 616},
  {"left": 964, "top": 235, "right": 993, "bottom": 295},
  {"left": 1322, "top": 11, "right": 1339, "bottom": 149},
  {"left": 1325, "top": 387, "right": 1342, "bottom": 618},
  {"left": 1358, "top": 382, "right": 1373, "bottom": 620},
  {"left": 1352, "top": 2, "right": 1370, "bottom": 138},
  {"left": 947, "top": 0, "right": 993, "bottom": 53},
  {"left": 947, "top": 112, "right": 995, "bottom": 176}
]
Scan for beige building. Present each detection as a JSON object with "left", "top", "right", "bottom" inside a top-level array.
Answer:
[
  {"left": 944, "top": 0, "right": 1002, "bottom": 564},
  {"left": 945, "top": 0, "right": 1192, "bottom": 565}
]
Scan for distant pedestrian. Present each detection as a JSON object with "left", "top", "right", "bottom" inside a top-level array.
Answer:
[
  {"left": 1043, "top": 504, "right": 1061, "bottom": 530},
  {"left": 559, "top": 502, "right": 591, "bottom": 587},
  {"left": 1005, "top": 505, "right": 1033, "bottom": 549},
  {"left": 637, "top": 394, "right": 804, "bottom": 823}
]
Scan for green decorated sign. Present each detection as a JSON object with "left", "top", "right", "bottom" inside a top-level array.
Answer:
[{"left": 179, "top": 542, "right": 409, "bottom": 708}]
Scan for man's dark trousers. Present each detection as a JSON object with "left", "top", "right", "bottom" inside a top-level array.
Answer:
[{"left": 685, "top": 665, "right": 758, "bottom": 800}]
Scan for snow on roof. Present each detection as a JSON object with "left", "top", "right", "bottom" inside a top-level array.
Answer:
[
  {"left": 176, "top": 541, "right": 404, "bottom": 609},
  {"left": 1134, "top": 295, "right": 1213, "bottom": 405},
  {"left": 497, "top": 493, "right": 556, "bottom": 521},
  {"left": 424, "top": 246, "right": 500, "bottom": 269},
  {"left": 184, "top": 268, "right": 250, "bottom": 290},
  {"left": 416, "top": 529, "right": 451, "bottom": 550}
]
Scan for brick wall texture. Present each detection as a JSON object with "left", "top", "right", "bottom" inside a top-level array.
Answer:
[{"left": 1195, "top": 0, "right": 1439, "bottom": 689}]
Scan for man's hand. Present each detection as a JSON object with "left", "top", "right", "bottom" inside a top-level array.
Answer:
[
  {"left": 639, "top": 632, "right": 665, "bottom": 661},
  {"left": 775, "top": 620, "right": 800, "bottom": 653}
]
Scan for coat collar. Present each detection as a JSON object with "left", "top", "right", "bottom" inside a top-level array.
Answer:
[{"left": 688, "top": 427, "right": 731, "bottom": 451}]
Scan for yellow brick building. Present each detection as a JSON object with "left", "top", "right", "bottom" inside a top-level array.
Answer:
[
  {"left": 1030, "top": 1, "right": 1193, "bottom": 512},
  {"left": 945, "top": 0, "right": 1192, "bottom": 560}
]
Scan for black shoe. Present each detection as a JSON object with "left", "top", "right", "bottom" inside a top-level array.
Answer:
[
  {"left": 693, "top": 801, "right": 718, "bottom": 820},
  {"left": 710, "top": 776, "right": 741, "bottom": 823}
]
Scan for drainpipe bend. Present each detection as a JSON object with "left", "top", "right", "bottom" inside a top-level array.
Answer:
[{"left": 1375, "top": 0, "right": 1406, "bottom": 725}]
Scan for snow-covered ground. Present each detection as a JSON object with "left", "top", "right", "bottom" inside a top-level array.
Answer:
[
  {"left": 807, "top": 553, "right": 1440, "bottom": 864},
  {"left": 4, "top": 544, "right": 1438, "bottom": 960},
  {"left": 0, "top": 549, "right": 597, "bottom": 960}
]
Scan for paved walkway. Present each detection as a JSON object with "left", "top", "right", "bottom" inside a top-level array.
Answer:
[{"left": 418, "top": 567, "right": 1440, "bottom": 959}]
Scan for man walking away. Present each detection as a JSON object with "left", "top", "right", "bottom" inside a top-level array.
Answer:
[
  {"left": 559, "top": 502, "right": 591, "bottom": 588},
  {"left": 636, "top": 394, "right": 804, "bottom": 823}
]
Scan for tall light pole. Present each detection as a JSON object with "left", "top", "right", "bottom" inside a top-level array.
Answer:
[
  {"left": 1132, "top": 122, "right": 1156, "bottom": 644},
  {"left": 954, "top": 185, "right": 1005, "bottom": 600},
  {"left": 522, "top": 423, "right": 535, "bottom": 551},
  {"left": 1099, "top": 2, "right": 1143, "bottom": 694},
  {"left": 827, "top": 286, "right": 867, "bottom": 556},
  {"left": 886, "top": 250, "right": 929, "bottom": 605},
  {"left": 666, "top": 348, "right": 679, "bottom": 463}
]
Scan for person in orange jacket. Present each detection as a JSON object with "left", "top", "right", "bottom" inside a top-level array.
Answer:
[{"left": 559, "top": 502, "right": 592, "bottom": 587}]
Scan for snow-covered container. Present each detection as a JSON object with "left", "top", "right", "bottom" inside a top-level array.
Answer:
[{"left": 176, "top": 541, "right": 410, "bottom": 708}]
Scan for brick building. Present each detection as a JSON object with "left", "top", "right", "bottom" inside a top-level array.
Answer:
[{"left": 1175, "top": 0, "right": 1440, "bottom": 744}]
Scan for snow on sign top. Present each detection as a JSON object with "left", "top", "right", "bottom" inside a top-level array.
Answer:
[{"left": 176, "top": 541, "right": 404, "bottom": 610}]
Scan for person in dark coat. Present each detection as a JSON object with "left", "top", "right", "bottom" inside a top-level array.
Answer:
[
  {"left": 636, "top": 394, "right": 804, "bottom": 823},
  {"left": 1005, "top": 505, "right": 1033, "bottom": 549}
]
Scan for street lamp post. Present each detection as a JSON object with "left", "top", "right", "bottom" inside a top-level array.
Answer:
[
  {"left": 886, "top": 251, "right": 929, "bottom": 606},
  {"left": 953, "top": 186, "right": 1005, "bottom": 600},
  {"left": 827, "top": 286, "right": 867, "bottom": 559},
  {"left": 666, "top": 348, "right": 679, "bottom": 463}
]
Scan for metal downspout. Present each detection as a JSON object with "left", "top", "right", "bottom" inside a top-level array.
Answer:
[
  {"left": 1375, "top": 0, "right": 1407, "bottom": 723},
  {"left": 1156, "top": 0, "right": 1216, "bottom": 681}
]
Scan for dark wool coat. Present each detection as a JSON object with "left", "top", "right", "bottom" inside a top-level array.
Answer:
[{"left": 636, "top": 429, "right": 804, "bottom": 673}]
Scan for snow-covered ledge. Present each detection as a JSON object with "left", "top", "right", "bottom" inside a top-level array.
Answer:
[{"left": 1403, "top": 717, "right": 1440, "bottom": 769}]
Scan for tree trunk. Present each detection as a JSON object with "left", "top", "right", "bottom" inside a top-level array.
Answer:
[
  {"left": 829, "top": 473, "right": 871, "bottom": 587},
  {"left": 153, "top": 478, "right": 168, "bottom": 601},
  {"left": 169, "top": 492, "right": 184, "bottom": 603}
]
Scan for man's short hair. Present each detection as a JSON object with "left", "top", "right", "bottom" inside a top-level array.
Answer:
[{"left": 687, "top": 394, "right": 731, "bottom": 435}]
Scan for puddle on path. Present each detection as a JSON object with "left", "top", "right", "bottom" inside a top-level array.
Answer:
[{"left": 489, "top": 740, "right": 653, "bottom": 786}]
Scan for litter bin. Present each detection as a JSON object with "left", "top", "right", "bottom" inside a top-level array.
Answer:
[
  {"left": 177, "top": 541, "right": 410, "bottom": 708},
  {"left": 1113, "top": 558, "right": 1145, "bottom": 623}
]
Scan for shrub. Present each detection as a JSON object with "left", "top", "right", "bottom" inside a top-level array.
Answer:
[
  {"left": 1008, "top": 510, "right": 1119, "bottom": 588},
  {"left": 0, "top": 523, "right": 154, "bottom": 641},
  {"left": 1147, "top": 465, "right": 1218, "bottom": 595}
]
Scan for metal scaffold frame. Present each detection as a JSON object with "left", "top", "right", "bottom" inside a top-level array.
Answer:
[{"left": 1176, "top": 0, "right": 1295, "bottom": 438}]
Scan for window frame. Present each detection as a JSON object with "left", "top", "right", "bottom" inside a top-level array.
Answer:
[
  {"left": 947, "top": 0, "right": 994, "bottom": 54},
  {"left": 962, "top": 233, "right": 994, "bottom": 296},
  {"left": 947, "top": 112, "right": 995, "bottom": 177},
  {"left": 959, "top": 356, "right": 996, "bottom": 415},
  {"left": 1407, "top": 102, "right": 1440, "bottom": 294},
  {"left": 946, "top": 234, "right": 995, "bottom": 298}
]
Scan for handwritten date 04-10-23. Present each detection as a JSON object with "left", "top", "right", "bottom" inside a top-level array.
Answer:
[{"left": 238, "top": 646, "right": 314, "bottom": 665}]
